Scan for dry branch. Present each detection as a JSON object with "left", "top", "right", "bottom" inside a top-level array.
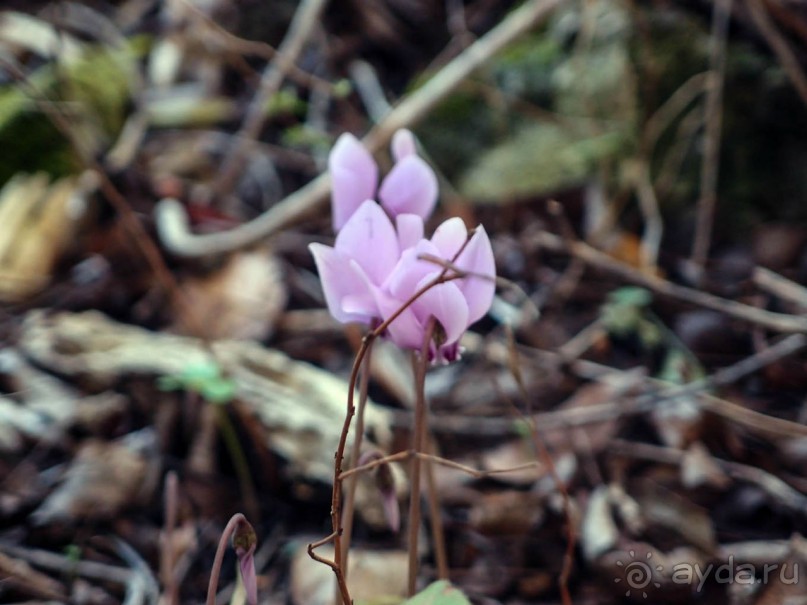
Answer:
[{"left": 155, "top": 0, "right": 562, "bottom": 257}]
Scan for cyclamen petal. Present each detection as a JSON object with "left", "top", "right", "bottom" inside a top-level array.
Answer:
[
  {"left": 391, "top": 129, "right": 417, "bottom": 162},
  {"left": 373, "top": 288, "right": 427, "bottom": 350},
  {"left": 330, "top": 134, "right": 378, "bottom": 230},
  {"left": 454, "top": 225, "right": 496, "bottom": 323},
  {"left": 378, "top": 155, "right": 438, "bottom": 220},
  {"left": 309, "top": 244, "right": 377, "bottom": 324},
  {"left": 387, "top": 240, "right": 441, "bottom": 300},
  {"left": 336, "top": 200, "right": 400, "bottom": 284},
  {"left": 396, "top": 214, "right": 424, "bottom": 251},
  {"left": 237, "top": 546, "right": 258, "bottom": 605},
  {"left": 430, "top": 217, "right": 468, "bottom": 260},
  {"left": 411, "top": 276, "right": 469, "bottom": 348}
]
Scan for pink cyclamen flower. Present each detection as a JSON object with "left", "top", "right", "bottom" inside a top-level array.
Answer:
[
  {"left": 329, "top": 130, "right": 438, "bottom": 230},
  {"left": 309, "top": 200, "right": 400, "bottom": 325},
  {"left": 375, "top": 217, "right": 496, "bottom": 363}
]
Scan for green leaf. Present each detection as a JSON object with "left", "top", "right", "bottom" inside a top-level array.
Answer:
[
  {"left": 179, "top": 362, "right": 222, "bottom": 383},
  {"left": 512, "top": 418, "right": 534, "bottom": 439},
  {"left": 458, "top": 121, "right": 630, "bottom": 202},
  {"left": 401, "top": 581, "right": 472, "bottom": 605},
  {"left": 608, "top": 286, "right": 652, "bottom": 308},
  {"left": 332, "top": 79, "right": 353, "bottom": 99},
  {"left": 200, "top": 379, "right": 236, "bottom": 405},
  {"left": 601, "top": 287, "right": 653, "bottom": 337},
  {"left": 265, "top": 88, "right": 307, "bottom": 117}
]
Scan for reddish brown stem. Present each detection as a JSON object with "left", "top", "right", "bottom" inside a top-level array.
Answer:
[{"left": 407, "top": 319, "right": 435, "bottom": 596}]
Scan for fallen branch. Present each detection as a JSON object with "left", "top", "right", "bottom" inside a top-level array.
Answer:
[
  {"left": 211, "top": 0, "right": 328, "bottom": 197},
  {"left": 533, "top": 229, "right": 807, "bottom": 333}
]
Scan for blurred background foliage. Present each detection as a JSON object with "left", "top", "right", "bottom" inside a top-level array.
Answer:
[
  {"left": 412, "top": 0, "right": 807, "bottom": 239},
  {"left": 1, "top": 0, "right": 806, "bottom": 245}
]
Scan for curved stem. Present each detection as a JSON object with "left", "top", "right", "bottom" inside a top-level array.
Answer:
[{"left": 206, "top": 513, "right": 246, "bottom": 605}]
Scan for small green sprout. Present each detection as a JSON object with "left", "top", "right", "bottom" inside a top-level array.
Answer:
[{"left": 157, "top": 361, "right": 236, "bottom": 405}]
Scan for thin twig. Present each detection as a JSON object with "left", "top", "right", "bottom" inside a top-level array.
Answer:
[
  {"left": 642, "top": 72, "right": 709, "bottom": 152},
  {"left": 505, "top": 328, "right": 574, "bottom": 605},
  {"left": 212, "top": 0, "right": 328, "bottom": 196},
  {"left": 111, "top": 538, "right": 161, "bottom": 605},
  {"left": 176, "top": 0, "right": 334, "bottom": 93},
  {"left": 339, "top": 340, "right": 374, "bottom": 585},
  {"left": 340, "top": 451, "right": 539, "bottom": 482},
  {"left": 746, "top": 0, "right": 807, "bottom": 108},
  {"left": 609, "top": 439, "right": 807, "bottom": 514},
  {"left": 349, "top": 60, "right": 392, "bottom": 123},
  {"left": 533, "top": 230, "right": 807, "bottom": 333},
  {"left": 690, "top": 0, "right": 732, "bottom": 277},
  {"left": 0, "top": 543, "right": 132, "bottom": 584},
  {"left": 155, "top": 0, "right": 562, "bottom": 257},
  {"left": 634, "top": 159, "right": 664, "bottom": 271},
  {"left": 403, "top": 333, "right": 807, "bottom": 441},
  {"left": 753, "top": 266, "right": 807, "bottom": 310}
]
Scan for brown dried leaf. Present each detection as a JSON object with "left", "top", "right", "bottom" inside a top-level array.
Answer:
[
  {"left": 290, "top": 543, "right": 407, "bottom": 605},
  {"left": 681, "top": 441, "right": 731, "bottom": 489},
  {"left": 477, "top": 439, "right": 545, "bottom": 487},
  {"left": 174, "top": 249, "right": 287, "bottom": 340},
  {"left": 0, "top": 173, "right": 94, "bottom": 302},
  {"left": 32, "top": 433, "right": 157, "bottom": 524},
  {"left": 468, "top": 490, "right": 544, "bottom": 535},
  {"left": 636, "top": 481, "right": 716, "bottom": 553},
  {"left": 545, "top": 371, "right": 644, "bottom": 454}
]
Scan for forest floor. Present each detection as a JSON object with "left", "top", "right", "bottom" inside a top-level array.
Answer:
[{"left": 4, "top": 1, "right": 807, "bottom": 604}]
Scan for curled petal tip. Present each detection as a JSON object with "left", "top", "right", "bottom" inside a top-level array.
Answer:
[{"left": 391, "top": 129, "right": 417, "bottom": 162}]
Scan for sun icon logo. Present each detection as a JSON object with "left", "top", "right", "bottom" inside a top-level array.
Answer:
[{"left": 614, "top": 550, "right": 663, "bottom": 599}]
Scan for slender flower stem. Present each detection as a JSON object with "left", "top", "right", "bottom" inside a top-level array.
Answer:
[
  {"left": 317, "top": 269, "right": 468, "bottom": 605},
  {"left": 339, "top": 340, "right": 374, "bottom": 591},
  {"left": 206, "top": 514, "right": 247, "bottom": 605},
  {"left": 424, "top": 437, "right": 449, "bottom": 580},
  {"left": 407, "top": 319, "right": 435, "bottom": 596}
]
